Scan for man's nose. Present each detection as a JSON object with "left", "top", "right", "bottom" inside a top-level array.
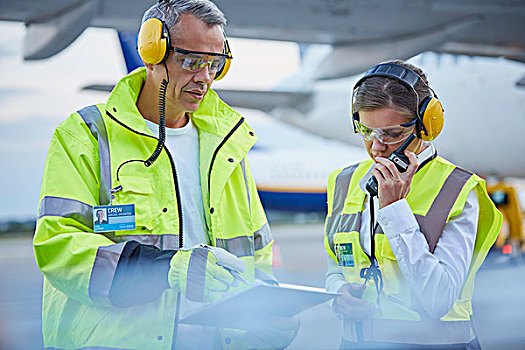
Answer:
[{"left": 194, "top": 64, "right": 214, "bottom": 84}]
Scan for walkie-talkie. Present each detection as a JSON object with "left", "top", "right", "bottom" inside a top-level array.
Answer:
[{"left": 366, "top": 133, "right": 416, "bottom": 197}]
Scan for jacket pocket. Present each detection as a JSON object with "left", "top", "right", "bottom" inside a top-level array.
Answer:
[{"left": 115, "top": 175, "right": 156, "bottom": 232}]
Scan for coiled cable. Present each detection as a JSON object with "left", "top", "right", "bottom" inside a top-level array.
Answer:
[
  {"left": 144, "top": 75, "right": 168, "bottom": 167},
  {"left": 115, "top": 63, "right": 170, "bottom": 181}
]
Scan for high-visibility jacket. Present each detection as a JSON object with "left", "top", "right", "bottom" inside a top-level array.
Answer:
[
  {"left": 34, "top": 67, "right": 274, "bottom": 350},
  {"left": 324, "top": 156, "right": 501, "bottom": 345}
]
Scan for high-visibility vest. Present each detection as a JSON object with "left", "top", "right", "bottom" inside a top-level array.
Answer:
[
  {"left": 34, "top": 68, "right": 273, "bottom": 349},
  {"left": 324, "top": 156, "right": 502, "bottom": 344}
]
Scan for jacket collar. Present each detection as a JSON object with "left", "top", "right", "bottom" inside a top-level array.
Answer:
[
  {"left": 105, "top": 67, "right": 247, "bottom": 138},
  {"left": 105, "top": 67, "right": 152, "bottom": 136}
]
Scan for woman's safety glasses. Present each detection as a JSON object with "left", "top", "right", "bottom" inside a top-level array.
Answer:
[
  {"left": 170, "top": 47, "right": 229, "bottom": 74},
  {"left": 354, "top": 119, "right": 417, "bottom": 144}
]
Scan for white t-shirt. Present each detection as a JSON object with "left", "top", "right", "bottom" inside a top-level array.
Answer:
[
  {"left": 145, "top": 118, "right": 208, "bottom": 249},
  {"left": 146, "top": 117, "right": 215, "bottom": 348}
]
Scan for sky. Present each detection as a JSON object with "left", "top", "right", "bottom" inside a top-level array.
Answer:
[{"left": 1, "top": 20, "right": 524, "bottom": 220}]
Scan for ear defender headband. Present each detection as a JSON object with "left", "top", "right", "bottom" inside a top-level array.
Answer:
[
  {"left": 352, "top": 63, "right": 444, "bottom": 141},
  {"left": 137, "top": 17, "right": 232, "bottom": 80}
]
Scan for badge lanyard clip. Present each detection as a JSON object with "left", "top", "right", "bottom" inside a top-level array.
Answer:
[{"left": 110, "top": 185, "right": 123, "bottom": 205}]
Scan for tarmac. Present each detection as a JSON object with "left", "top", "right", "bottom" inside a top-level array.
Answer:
[{"left": 1, "top": 223, "right": 524, "bottom": 349}]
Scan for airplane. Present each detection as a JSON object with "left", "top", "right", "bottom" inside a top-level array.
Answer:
[
  {"left": 93, "top": 31, "right": 525, "bottom": 179},
  {"left": 1, "top": 0, "right": 524, "bottom": 80},
  {"left": 77, "top": 31, "right": 524, "bottom": 223},
  {"left": 1, "top": 1, "right": 524, "bottom": 213}
]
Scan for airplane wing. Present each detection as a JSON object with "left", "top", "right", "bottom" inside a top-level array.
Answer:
[
  {"left": 81, "top": 84, "right": 313, "bottom": 114},
  {"left": 2, "top": 0, "right": 524, "bottom": 74},
  {"left": 215, "top": 89, "right": 312, "bottom": 113}
]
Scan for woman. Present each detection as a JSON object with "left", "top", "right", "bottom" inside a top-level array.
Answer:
[{"left": 324, "top": 60, "right": 502, "bottom": 349}]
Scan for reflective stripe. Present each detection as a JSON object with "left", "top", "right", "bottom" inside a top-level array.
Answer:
[
  {"left": 325, "top": 213, "right": 361, "bottom": 253},
  {"left": 38, "top": 196, "right": 93, "bottom": 229},
  {"left": 215, "top": 223, "right": 271, "bottom": 257},
  {"left": 186, "top": 248, "right": 209, "bottom": 301},
  {"left": 161, "top": 234, "right": 181, "bottom": 250},
  {"left": 254, "top": 222, "right": 272, "bottom": 251},
  {"left": 415, "top": 167, "right": 472, "bottom": 253},
  {"left": 77, "top": 105, "right": 112, "bottom": 205},
  {"left": 357, "top": 318, "right": 472, "bottom": 344},
  {"left": 325, "top": 164, "right": 360, "bottom": 253},
  {"left": 101, "top": 233, "right": 180, "bottom": 250},
  {"left": 89, "top": 242, "right": 126, "bottom": 306},
  {"left": 216, "top": 235, "right": 254, "bottom": 258},
  {"left": 332, "top": 164, "right": 359, "bottom": 215},
  {"left": 240, "top": 158, "right": 251, "bottom": 213}
]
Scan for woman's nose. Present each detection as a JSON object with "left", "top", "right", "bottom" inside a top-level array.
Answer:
[{"left": 370, "top": 133, "right": 386, "bottom": 150}]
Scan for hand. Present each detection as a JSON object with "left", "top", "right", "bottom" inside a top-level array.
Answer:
[
  {"left": 334, "top": 283, "right": 376, "bottom": 321},
  {"left": 244, "top": 316, "right": 300, "bottom": 350},
  {"left": 372, "top": 151, "right": 418, "bottom": 208},
  {"left": 168, "top": 247, "right": 235, "bottom": 303}
]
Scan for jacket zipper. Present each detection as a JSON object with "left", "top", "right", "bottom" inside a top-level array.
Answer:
[
  {"left": 106, "top": 111, "right": 184, "bottom": 248},
  {"left": 207, "top": 117, "right": 245, "bottom": 197}
]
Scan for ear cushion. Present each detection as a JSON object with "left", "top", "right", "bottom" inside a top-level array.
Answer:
[
  {"left": 137, "top": 18, "right": 170, "bottom": 65},
  {"left": 214, "top": 40, "right": 232, "bottom": 80},
  {"left": 419, "top": 96, "right": 444, "bottom": 141},
  {"left": 214, "top": 57, "right": 231, "bottom": 81}
]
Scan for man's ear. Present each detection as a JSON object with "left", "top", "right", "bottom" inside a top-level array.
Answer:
[{"left": 144, "top": 62, "right": 155, "bottom": 71}]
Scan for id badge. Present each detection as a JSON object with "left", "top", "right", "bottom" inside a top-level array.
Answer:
[
  {"left": 93, "top": 204, "right": 136, "bottom": 232},
  {"left": 335, "top": 243, "right": 354, "bottom": 267}
]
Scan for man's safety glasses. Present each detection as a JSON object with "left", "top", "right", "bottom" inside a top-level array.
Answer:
[
  {"left": 354, "top": 119, "right": 417, "bottom": 144},
  {"left": 170, "top": 47, "right": 230, "bottom": 74}
]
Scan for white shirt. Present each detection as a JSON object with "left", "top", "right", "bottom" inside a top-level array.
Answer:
[
  {"left": 145, "top": 118, "right": 209, "bottom": 248},
  {"left": 146, "top": 118, "right": 214, "bottom": 349},
  {"left": 326, "top": 144, "right": 479, "bottom": 319}
]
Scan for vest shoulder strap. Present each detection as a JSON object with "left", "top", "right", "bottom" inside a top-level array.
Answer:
[
  {"left": 327, "top": 160, "right": 372, "bottom": 216},
  {"left": 414, "top": 159, "right": 474, "bottom": 253}
]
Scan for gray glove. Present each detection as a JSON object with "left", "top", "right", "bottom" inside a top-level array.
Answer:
[{"left": 168, "top": 245, "right": 246, "bottom": 303}]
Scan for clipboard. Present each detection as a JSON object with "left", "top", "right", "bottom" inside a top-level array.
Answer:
[{"left": 179, "top": 282, "right": 338, "bottom": 329}]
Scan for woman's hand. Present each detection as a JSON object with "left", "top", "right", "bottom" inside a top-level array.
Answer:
[
  {"left": 334, "top": 283, "right": 376, "bottom": 320},
  {"left": 372, "top": 151, "right": 418, "bottom": 208}
]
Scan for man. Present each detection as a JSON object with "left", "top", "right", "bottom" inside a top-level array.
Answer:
[
  {"left": 324, "top": 61, "right": 501, "bottom": 349},
  {"left": 34, "top": 1, "right": 296, "bottom": 349},
  {"left": 94, "top": 209, "right": 108, "bottom": 225}
]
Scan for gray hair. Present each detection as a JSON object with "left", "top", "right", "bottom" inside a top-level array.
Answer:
[
  {"left": 142, "top": 0, "right": 226, "bottom": 37},
  {"left": 353, "top": 60, "right": 434, "bottom": 122}
]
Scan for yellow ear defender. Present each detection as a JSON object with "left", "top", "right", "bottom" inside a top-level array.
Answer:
[
  {"left": 137, "top": 17, "right": 232, "bottom": 80},
  {"left": 214, "top": 39, "right": 232, "bottom": 80},
  {"left": 352, "top": 63, "right": 444, "bottom": 141},
  {"left": 137, "top": 18, "right": 171, "bottom": 65},
  {"left": 417, "top": 95, "right": 444, "bottom": 141}
]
